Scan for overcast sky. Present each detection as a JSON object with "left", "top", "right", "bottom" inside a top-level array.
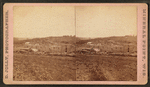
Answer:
[{"left": 14, "top": 6, "right": 137, "bottom": 38}]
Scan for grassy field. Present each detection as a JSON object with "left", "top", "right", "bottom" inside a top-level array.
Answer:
[
  {"left": 76, "top": 54, "right": 137, "bottom": 81},
  {"left": 13, "top": 53, "right": 137, "bottom": 81},
  {"left": 13, "top": 53, "right": 76, "bottom": 81}
]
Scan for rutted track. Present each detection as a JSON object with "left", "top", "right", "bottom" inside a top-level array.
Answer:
[{"left": 75, "top": 54, "right": 137, "bottom": 81}]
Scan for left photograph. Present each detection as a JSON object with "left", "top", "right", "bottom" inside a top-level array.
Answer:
[{"left": 13, "top": 6, "right": 77, "bottom": 81}]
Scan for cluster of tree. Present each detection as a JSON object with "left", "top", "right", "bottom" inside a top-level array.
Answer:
[{"left": 63, "top": 35, "right": 76, "bottom": 37}]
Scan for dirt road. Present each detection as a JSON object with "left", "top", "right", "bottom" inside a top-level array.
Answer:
[
  {"left": 76, "top": 54, "right": 137, "bottom": 81},
  {"left": 13, "top": 53, "right": 137, "bottom": 81}
]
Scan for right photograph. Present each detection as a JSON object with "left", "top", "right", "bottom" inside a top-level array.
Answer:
[{"left": 75, "top": 6, "right": 137, "bottom": 81}]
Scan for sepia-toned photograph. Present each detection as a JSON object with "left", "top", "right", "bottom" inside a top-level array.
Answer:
[
  {"left": 13, "top": 6, "right": 137, "bottom": 81},
  {"left": 3, "top": 3, "right": 148, "bottom": 84}
]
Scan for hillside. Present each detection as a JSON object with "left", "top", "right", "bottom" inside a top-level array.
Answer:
[
  {"left": 14, "top": 36, "right": 80, "bottom": 45},
  {"left": 76, "top": 36, "right": 137, "bottom": 45},
  {"left": 14, "top": 36, "right": 137, "bottom": 47}
]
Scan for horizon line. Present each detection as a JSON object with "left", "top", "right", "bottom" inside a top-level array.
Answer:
[{"left": 14, "top": 35, "right": 137, "bottom": 39}]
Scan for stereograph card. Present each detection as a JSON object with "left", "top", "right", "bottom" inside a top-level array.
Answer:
[{"left": 3, "top": 3, "right": 148, "bottom": 85}]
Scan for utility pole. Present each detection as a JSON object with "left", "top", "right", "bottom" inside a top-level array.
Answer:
[{"left": 75, "top": 6, "right": 76, "bottom": 53}]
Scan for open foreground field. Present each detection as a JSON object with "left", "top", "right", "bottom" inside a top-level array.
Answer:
[
  {"left": 13, "top": 53, "right": 76, "bottom": 81},
  {"left": 13, "top": 53, "right": 137, "bottom": 81},
  {"left": 76, "top": 54, "right": 137, "bottom": 81}
]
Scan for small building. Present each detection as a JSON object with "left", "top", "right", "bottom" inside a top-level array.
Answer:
[
  {"left": 93, "top": 48, "right": 100, "bottom": 53},
  {"left": 112, "top": 45, "right": 123, "bottom": 53},
  {"left": 25, "top": 42, "right": 30, "bottom": 45},
  {"left": 50, "top": 45, "right": 61, "bottom": 53},
  {"left": 24, "top": 42, "right": 31, "bottom": 48},
  {"left": 87, "top": 42, "right": 92, "bottom": 45},
  {"left": 87, "top": 42, "right": 94, "bottom": 46}
]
